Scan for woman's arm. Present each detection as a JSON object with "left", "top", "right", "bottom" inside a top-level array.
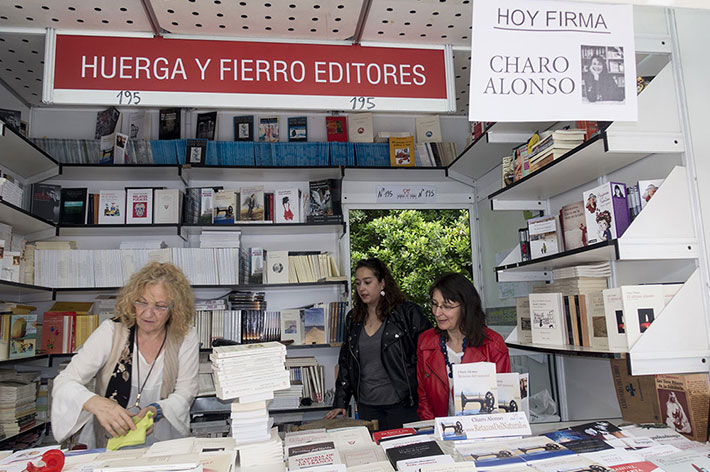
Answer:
[
  {"left": 416, "top": 336, "right": 435, "bottom": 420},
  {"left": 329, "top": 312, "right": 355, "bottom": 413}
]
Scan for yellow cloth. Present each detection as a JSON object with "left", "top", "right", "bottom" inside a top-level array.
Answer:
[{"left": 106, "top": 411, "right": 154, "bottom": 451}]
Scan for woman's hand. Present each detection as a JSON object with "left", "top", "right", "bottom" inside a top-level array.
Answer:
[
  {"left": 83, "top": 395, "right": 136, "bottom": 438},
  {"left": 325, "top": 408, "right": 347, "bottom": 420},
  {"left": 133, "top": 406, "right": 157, "bottom": 436}
]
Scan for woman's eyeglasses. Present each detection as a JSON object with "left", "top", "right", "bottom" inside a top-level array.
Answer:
[
  {"left": 134, "top": 300, "right": 171, "bottom": 313},
  {"left": 431, "top": 301, "right": 461, "bottom": 313}
]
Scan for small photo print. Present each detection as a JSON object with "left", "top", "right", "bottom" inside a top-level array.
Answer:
[
  {"left": 581, "top": 45, "right": 626, "bottom": 104},
  {"left": 637, "top": 308, "right": 655, "bottom": 333},
  {"left": 394, "top": 147, "right": 412, "bottom": 166},
  {"left": 658, "top": 389, "right": 692, "bottom": 435}
]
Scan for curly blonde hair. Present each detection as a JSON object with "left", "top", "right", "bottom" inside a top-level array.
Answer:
[{"left": 114, "top": 262, "right": 195, "bottom": 337}]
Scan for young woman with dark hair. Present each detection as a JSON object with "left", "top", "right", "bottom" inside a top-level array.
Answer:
[
  {"left": 417, "top": 272, "right": 510, "bottom": 419},
  {"left": 325, "top": 258, "right": 431, "bottom": 430}
]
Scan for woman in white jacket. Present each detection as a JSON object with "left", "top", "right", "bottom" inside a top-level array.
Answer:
[{"left": 52, "top": 262, "right": 199, "bottom": 448}]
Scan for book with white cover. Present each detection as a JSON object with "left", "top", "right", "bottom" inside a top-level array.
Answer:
[
  {"left": 153, "top": 189, "right": 182, "bottom": 224},
  {"left": 496, "top": 372, "right": 521, "bottom": 414},
  {"left": 527, "top": 214, "right": 561, "bottom": 259},
  {"left": 531, "top": 455, "right": 611, "bottom": 472},
  {"left": 347, "top": 113, "right": 374, "bottom": 142},
  {"left": 603, "top": 288, "right": 627, "bottom": 350},
  {"left": 328, "top": 426, "right": 373, "bottom": 451},
  {"left": 340, "top": 445, "right": 387, "bottom": 467},
  {"left": 452, "top": 362, "right": 498, "bottom": 415},
  {"left": 415, "top": 116, "right": 442, "bottom": 143},
  {"left": 125, "top": 188, "right": 153, "bottom": 224},
  {"left": 274, "top": 189, "right": 300, "bottom": 224},
  {"left": 397, "top": 455, "right": 454, "bottom": 472},
  {"left": 280, "top": 309, "right": 303, "bottom": 344},
  {"left": 346, "top": 461, "right": 394, "bottom": 472},
  {"left": 519, "top": 373, "right": 530, "bottom": 421},
  {"left": 288, "top": 446, "right": 341, "bottom": 470},
  {"left": 529, "top": 293, "right": 566, "bottom": 346},
  {"left": 420, "top": 463, "right": 476, "bottom": 472},
  {"left": 516, "top": 296, "right": 532, "bottom": 343},
  {"left": 98, "top": 190, "right": 125, "bottom": 224},
  {"left": 266, "top": 250, "right": 289, "bottom": 284},
  {"left": 620, "top": 285, "right": 667, "bottom": 349}
]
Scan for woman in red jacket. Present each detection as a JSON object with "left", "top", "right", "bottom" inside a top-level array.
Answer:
[{"left": 417, "top": 272, "right": 510, "bottom": 420}]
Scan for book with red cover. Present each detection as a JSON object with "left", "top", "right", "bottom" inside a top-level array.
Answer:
[
  {"left": 372, "top": 428, "right": 416, "bottom": 444},
  {"left": 325, "top": 116, "right": 347, "bottom": 142},
  {"left": 41, "top": 311, "right": 76, "bottom": 354}
]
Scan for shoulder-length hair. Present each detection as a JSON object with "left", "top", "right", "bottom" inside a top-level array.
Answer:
[
  {"left": 352, "top": 258, "right": 404, "bottom": 323},
  {"left": 429, "top": 272, "right": 488, "bottom": 347},
  {"left": 114, "top": 262, "right": 195, "bottom": 337}
]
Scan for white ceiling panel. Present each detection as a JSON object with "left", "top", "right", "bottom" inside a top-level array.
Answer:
[{"left": 0, "top": 32, "right": 44, "bottom": 105}]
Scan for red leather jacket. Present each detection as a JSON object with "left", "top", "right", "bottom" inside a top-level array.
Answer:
[{"left": 416, "top": 327, "right": 510, "bottom": 420}]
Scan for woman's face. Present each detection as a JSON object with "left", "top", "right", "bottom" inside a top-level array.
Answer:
[
  {"left": 134, "top": 282, "right": 171, "bottom": 336},
  {"left": 355, "top": 267, "right": 384, "bottom": 307},
  {"left": 590, "top": 57, "right": 604, "bottom": 75},
  {"left": 431, "top": 288, "right": 462, "bottom": 333}
]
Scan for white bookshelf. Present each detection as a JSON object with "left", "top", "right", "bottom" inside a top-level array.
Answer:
[
  {"left": 0, "top": 120, "right": 58, "bottom": 181},
  {"left": 0, "top": 200, "right": 54, "bottom": 235}
]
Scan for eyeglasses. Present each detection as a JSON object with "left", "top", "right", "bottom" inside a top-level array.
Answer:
[
  {"left": 431, "top": 301, "right": 461, "bottom": 313},
  {"left": 134, "top": 300, "right": 171, "bottom": 313}
]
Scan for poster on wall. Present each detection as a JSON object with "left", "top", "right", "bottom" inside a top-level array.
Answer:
[{"left": 469, "top": 0, "right": 637, "bottom": 122}]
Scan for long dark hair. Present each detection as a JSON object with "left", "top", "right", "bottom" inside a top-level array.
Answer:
[
  {"left": 352, "top": 258, "right": 404, "bottom": 323},
  {"left": 429, "top": 272, "right": 488, "bottom": 347}
]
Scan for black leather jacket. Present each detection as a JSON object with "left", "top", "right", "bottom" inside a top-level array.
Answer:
[{"left": 333, "top": 301, "right": 431, "bottom": 410}]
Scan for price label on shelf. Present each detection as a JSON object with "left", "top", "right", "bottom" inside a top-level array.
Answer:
[{"left": 376, "top": 185, "right": 437, "bottom": 203}]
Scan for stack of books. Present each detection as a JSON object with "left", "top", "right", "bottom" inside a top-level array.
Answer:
[
  {"left": 269, "top": 384, "right": 303, "bottom": 410},
  {"left": 0, "top": 380, "right": 37, "bottom": 437},
  {"left": 552, "top": 263, "right": 611, "bottom": 280}
]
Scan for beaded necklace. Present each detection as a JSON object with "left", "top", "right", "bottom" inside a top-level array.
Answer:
[{"left": 439, "top": 334, "right": 467, "bottom": 378}]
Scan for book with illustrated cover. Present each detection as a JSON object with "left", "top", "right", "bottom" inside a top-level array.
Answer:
[
  {"left": 452, "top": 362, "right": 498, "bottom": 416},
  {"left": 583, "top": 181, "right": 630, "bottom": 245},
  {"left": 303, "top": 307, "right": 325, "bottom": 345},
  {"left": 389, "top": 136, "right": 415, "bottom": 167},
  {"left": 239, "top": 186, "right": 265, "bottom": 221},
  {"left": 186, "top": 139, "right": 207, "bottom": 166},
  {"left": 127, "top": 111, "right": 150, "bottom": 140},
  {"left": 9, "top": 313, "right": 37, "bottom": 359},
  {"left": 274, "top": 189, "right": 300, "bottom": 223},
  {"left": 95, "top": 106, "right": 120, "bottom": 139},
  {"left": 638, "top": 179, "right": 664, "bottom": 209},
  {"left": 288, "top": 116, "right": 308, "bottom": 142},
  {"left": 325, "top": 116, "right": 347, "bottom": 142},
  {"left": 153, "top": 189, "right": 182, "bottom": 224},
  {"left": 196, "top": 111, "right": 217, "bottom": 140},
  {"left": 1, "top": 251, "right": 21, "bottom": 282},
  {"left": 258, "top": 117, "right": 280, "bottom": 142},
  {"left": 199, "top": 187, "right": 220, "bottom": 225},
  {"left": 348, "top": 113, "right": 373, "bottom": 142},
  {"left": 527, "top": 215, "right": 561, "bottom": 259},
  {"left": 60, "top": 188, "right": 88, "bottom": 225},
  {"left": 529, "top": 292, "right": 566, "bottom": 346},
  {"left": 496, "top": 372, "right": 521, "bottom": 414},
  {"left": 159, "top": 108, "right": 181, "bottom": 140},
  {"left": 113, "top": 133, "right": 128, "bottom": 164},
  {"left": 266, "top": 250, "right": 289, "bottom": 284},
  {"left": 212, "top": 190, "right": 237, "bottom": 224},
  {"left": 307, "top": 179, "right": 342, "bottom": 223},
  {"left": 30, "top": 183, "right": 61, "bottom": 223},
  {"left": 280, "top": 309, "right": 302, "bottom": 344},
  {"left": 97, "top": 190, "right": 125, "bottom": 224},
  {"left": 0, "top": 108, "right": 21, "bottom": 133},
  {"left": 502, "top": 155, "right": 514, "bottom": 187},
  {"left": 655, "top": 374, "right": 710, "bottom": 443},
  {"left": 619, "top": 285, "right": 666, "bottom": 349},
  {"left": 233, "top": 115, "right": 254, "bottom": 141},
  {"left": 559, "top": 201, "right": 587, "bottom": 250},
  {"left": 125, "top": 188, "right": 153, "bottom": 224},
  {"left": 415, "top": 116, "right": 442, "bottom": 143}
]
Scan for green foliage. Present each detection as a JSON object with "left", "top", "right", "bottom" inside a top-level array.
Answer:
[{"left": 349, "top": 209, "right": 472, "bottom": 313}]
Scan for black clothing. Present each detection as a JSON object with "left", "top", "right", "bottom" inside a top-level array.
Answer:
[
  {"left": 358, "top": 323, "right": 400, "bottom": 405},
  {"left": 358, "top": 401, "right": 420, "bottom": 431},
  {"left": 333, "top": 301, "right": 431, "bottom": 411}
]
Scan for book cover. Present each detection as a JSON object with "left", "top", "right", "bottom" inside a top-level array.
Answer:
[
  {"left": 288, "top": 448, "right": 341, "bottom": 470},
  {"left": 397, "top": 455, "right": 454, "bottom": 472},
  {"left": 41, "top": 311, "right": 75, "bottom": 354},
  {"left": 60, "top": 188, "right": 88, "bottom": 225},
  {"left": 258, "top": 117, "right": 280, "bottom": 142},
  {"left": 543, "top": 429, "right": 613, "bottom": 454},
  {"left": 99, "top": 134, "right": 115, "bottom": 164},
  {"left": 655, "top": 374, "right": 710, "bottom": 442},
  {"left": 233, "top": 115, "right": 254, "bottom": 141},
  {"left": 389, "top": 136, "right": 415, "bottom": 167},
  {"left": 603, "top": 288, "right": 628, "bottom": 351},
  {"left": 583, "top": 181, "right": 630, "bottom": 244},
  {"left": 638, "top": 179, "right": 664, "bottom": 209},
  {"left": 496, "top": 372, "right": 521, "bottom": 414},
  {"left": 307, "top": 179, "right": 342, "bottom": 222},
  {"left": 199, "top": 188, "right": 218, "bottom": 225},
  {"left": 288, "top": 116, "right": 308, "bottom": 142},
  {"left": 186, "top": 139, "right": 208, "bottom": 166},
  {"left": 280, "top": 309, "right": 303, "bottom": 344},
  {"left": 98, "top": 190, "right": 125, "bottom": 224},
  {"left": 519, "top": 373, "right": 530, "bottom": 421},
  {"left": 620, "top": 285, "right": 666, "bottom": 348},
  {"left": 239, "top": 186, "right": 265, "bottom": 221},
  {"left": 348, "top": 113, "right": 374, "bottom": 142},
  {"left": 560, "top": 201, "right": 587, "bottom": 250},
  {"left": 0, "top": 108, "right": 21, "bottom": 133},
  {"left": 127, "top": 111, "right": 150, "bottom": 140},
  {"left": 303, "top": 307, "right": 325, "bottom": 345},
  {"left": 325, "top": 116, "right": 347, "bottom": 142},
  {"left": 452, "top": 362, "right": 498, "bottom": 415},
  {"left": 274, "top": 189, "right": 300, "bottom": 224},
  {"left": 516, "top": 297, "right": 532, "bottom": 343},
  {"left": 125, "top": 188, "right": 153, "bottom": 224},
  {"left": 153, "top": 189, "right": 182, "bottom": 224},
  {"left": 0, "top": 315, "right": 10, "bottom": 361},
  {"left": 196, "top": 111, "right": 217, "bottom": 140},
  {"left": 1, "top": 251, "right": 21, "bottom": 282},
  {"left": 587, "top": 291, "right": 609, "bottom": 349},
  {"left": 385, "top": 441, "right": 444, "bottom": 469},
  {"left": 507, "top": 436, "right": 574, "bottom": 462},
  {"left": 248, "top": 247, "right": 265, "bottom": 284},
  {"left": 502, "top": 156, "right": 514, "bottom": 187},
  {"left": 529, "top": 293, "right": 566, "bottom": 346},
  {"left": 95, "top": 106, "right": 120, "bottom": 139},
  {"left": 527, "top": 215, "right": 561, "bottom": 259},
  {"left": 9, "top": 314, "right": 37, "bottom": 358},
  {"left": 30, "top": 183, "right": 61, "bottom": 223},
  {"left": 415, "top": 116, "right": 442, "bottom": 143},
  {"left": 159, "top": 108, "right": 181, "bottom": 140},
  {"left": 266, "top": 250, "right": 289, "bottom": 284},
  {"left": 212, "top": 191, "right": 237, "bottom": 224},
  {"left": 113, "top": 133, "right": 128, "bottom": 164}
]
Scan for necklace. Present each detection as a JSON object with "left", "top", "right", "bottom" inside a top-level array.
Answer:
[
  {"left": 132, "top": 331, "right": 167, "bottom": 410},
  {"left": 439, "top": 334, "right": 468, "bottom": 379}
]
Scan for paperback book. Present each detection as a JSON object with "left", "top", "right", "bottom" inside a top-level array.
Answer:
[
  {"left": 153, "top": 189, "right": 182, "bottom": 224},
  {"left": 496, "top": 372, "right": 521, "bottom": 414},
  {"left": 303, "top": 307, "right": 325, "bottom": 345},
  {"left": 97, "top": 190, "right": 125, "bottom": 224},
  {"left": 212, "top": 191, "right": 237, "bottom": 224},
  {"left": 233, "top": 115, "right": 254, "bottom": 141},
  {"left": 30, "top": 183, "right": 61, "bottom": 223},
  {"left": 9, "top": 314, "right": 37, "bottom": 359},
  {"left": 60, "top": 188, "right": 88, "bottom": 225},
  {"left": 258, "top": 117, "right": 280, "bottom": 142},
  {"left": 159, "top": 108, "right": 181, "bottom": 140},
  {"left": 389, "top": 136, "right": 415, "bottom": 167},
  {"left": 527, "top": 215, "right": 561, "bottom": 259},
  {"left": 583, "top": 181, "right": 630, "bottom": 244},
  {"left": 196, "top": 111, "right": 217, "bottom": 140},
  {"left": 415, "top": 116, "right": 442, "bottom": 143},
  {"left": 125, "top": 188, "right": 153, "bottom": 224},
  {"left": 240, "top": 186, "right": 265, "bottom": 221},
  {"left": 559, "top": 201, "right": 587, "bottom": 250},
  {"left": 638, "top": 179, "right": 664, "bottom": 209},
  {"left": 529, "top": 292, "right": 566, "bottom": 346},
  {"left": 325, "top": 116, "right": 347, "bottom": 142},
  {"left": 95, "top": 106, "right": 120, "bottom": 139},
  {"left": 186, "top": 139, "right": 207, "bottom": 166},
  {"left": 266, "top": 250, "right": 289, "bottom": 284},
  {"left": 288, "top": 116, "right": 308, "bottom": 142},
  {"left": 348, "top": 113, "right": 374, "bottom": 142},
  {"left": 274, "top": 189, "right": 300, "bottom": 223},
  {"left": 452, "top": 362, "right": 498, "bottom": 415}
]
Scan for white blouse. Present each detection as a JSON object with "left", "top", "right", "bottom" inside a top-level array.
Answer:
[
  {"left": 51, "top": 320, "right": 199, "bottom": 448},
  {"left": 446, "top": 345, "right": 464, "bottom": 417}
]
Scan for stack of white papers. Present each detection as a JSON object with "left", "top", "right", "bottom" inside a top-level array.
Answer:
[
  {"left": 200, "top": 231, "right": 242, "bottom": 248},
  {"left": 552, "top": 262, "right": 611, "bottom": 279},
  {"left": 230, "top": 400, "right": 272, "bottom": 444},
  {"left": 238, "top": 427, "right": 285, "bottom": 471}
]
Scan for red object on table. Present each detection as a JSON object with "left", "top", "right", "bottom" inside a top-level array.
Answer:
[{"left": 24, "top": 449, "right": 65, "bottom": 472}]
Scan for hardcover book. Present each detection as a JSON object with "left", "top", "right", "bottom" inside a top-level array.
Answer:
[
  {"left": 159, "top": 108, "right": 181, "bottom": 140},
  {"left": 196, "top": 111, "right": 217, "bottom": 140},
  {"left": 233, "top": 115, "right": 254, "bottom": 141},
  {"left": 529, "top": 292, "right": 566, "bottom": 346},
  {"left": 212, "top": 190, "right": 237, "bottom": 224},
  {"left": 239, "top": 186, "right": 265, "bottom": 221},
  {"left": 559, "top": 201, "right": 587, "bottom": 250},
  {"left": 348, "top": 113, "right": 374, "bottom": 142},
  {"left": 527, "top": 215, "right": 561, "bottom": 259},
  {"left": 125, "top": 188, "right": 153, "bottom": 224},
  {"left": 9, "top": 313, "right": 37, "bottom": 359},
  {"left": 389, "top": 136, "right": 415, "bottom": 167},
  {"left": 30, "top": 183, "right": 61, "bottom": 223},
  {"left": 60, "top": 188, "right": 88, "bottom": 225},
  {"left": 452, "top": 362, "right": 498, "bottom": 416},
  {"left": 153, "top": 189, "right": 182, "bottom": 224},
  {"left": 274, "top": 189, "right": 300, "bottom": 224},
  {"left": 186, "top": 139, "right": 207, "bottom": 166},
  {"left": 583, "top": 181, "right": 630, "bottom": 244},
  {"left": 258, "top": 117, "right": 280, "bottom": 142},
  {"left": 287, "top": 116, "right": 308, "bottom": 142},
  {"left": 97, "top": 190, "right": 125, "bottom": 224},
  {"left": 325, "top": 116, "right": 347, "bottom": 142}
]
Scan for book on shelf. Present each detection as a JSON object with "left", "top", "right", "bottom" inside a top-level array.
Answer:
[
  {"left": 529, "top": 292, "right": 566, "bottom": 346},
  {"left": 513, "top": 140, "right": 530, "bottom": 181},
  {"left": 245, "top": 247, "right": 265, "bottom": 284},
  {"left": 583, "top": 181, "right": 630, "bottom": 245},
  {"left": 638, "top": 179, "right": 664, "bottom": 209},
  {"left": 559, "top": 201, "right": 587, "bottom": 251},
  {"left": 233, "top": 115, "right": 254, "bottom": 141},
  {"left": 125, "top": 188, "right": 154, "bottom": 224},
  {"left": 153, "top": 189, "right": 182, "bottom": 224},
  {"left": 452, "top": 362, "right": 498, "bottom": 416},
  {"left": 8, "top": 314, "right": 37, "bottom": 359},
  {"left": 98, "top": 133, "right": 115, "bottom": 165},
  {"left": 518, "top": 228, "right": 531, "bottom": 262},
  {"left": 415, "top": 116, "right": 442, "bottom": 143},
  {"left": 303, "top": 307, "right": 325, "bottom": 345},
  {"left": 40, "top": 311, "right": 76, "bottom": 354},
  {"left": 185, "top": 139, "right": 207, "bottom": 166},
  {"left": 159, "top": 108, "right": 181, "bottom": 140},
  {"left": 196, "top": 111, "right": 217, "bottom": 140},
  {"left": 212, "top": 190, "right": 237, "bottom": 225},
  {"left": 307, "top": 179, "right": 342, "bottom": 223},
  {"left": 30, "top": 184, "right": 61, "bottom": 224},
  {"left": 1, "top": 250, "right": 21, "bottom": 283},
  {"left": 527, "top": 214, "right": 561, "bottom": 259},
  {"left": 325, "top": 116, "right": 347, "bottom": 142},
  {"left": 515, "top": 297, "right": 532, "bottom": 343},
  {"left": 287, "top": 116, "right": 308, "bottom": 142},
  {"left": 60, "top": 188, "right": 88, "bottom": 225},
  {"left": 265, "top": 250, "right": 289, "bottom": 284},
  {"left": 199, "top": 187, "right": 220, "bottom": 225},
  {"left": 95, "top": 106, "right": 120, "bottom": 139},
  {"left": 127, "top": 111, "right": 150, "bottom": 140},
  {"left": 502, "top": 155, "right": 514, "bottom": 187},
  {"left": 113, "top": 133, "right": 129, "bottom": 165},
  {"left": 348, "top": 112, "right": 374, "bottom": 142},
  {"left": 239, "top": 186, "right": 265, "bottom": 221},
  {"left": 274, "top": 189, "right": 301, "bottom": 224},
  {"left": 280, "top": 309, "right": 303, "bottom": 344},
  {"left": 389, "top": 136, "right": 415, "bottom": 167},
  {"left": 575, "top": 121, "right": 599, "bottom": 141},
  {"left": 97, "top": 190, "right": 125, "bottom": 225},
  {"left": 258, "top": 116, "right": 280, "bottom": 142}
]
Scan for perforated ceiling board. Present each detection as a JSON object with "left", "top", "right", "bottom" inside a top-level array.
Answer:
[
  {"left": 453, "top": 49, "right": 471, "bottom": 115},
  {"left": 0, "top": 32, "right": 45, "bottom": 106},
  {"left": 154, "top": 0, "right": 362, "bottom": 40}
]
